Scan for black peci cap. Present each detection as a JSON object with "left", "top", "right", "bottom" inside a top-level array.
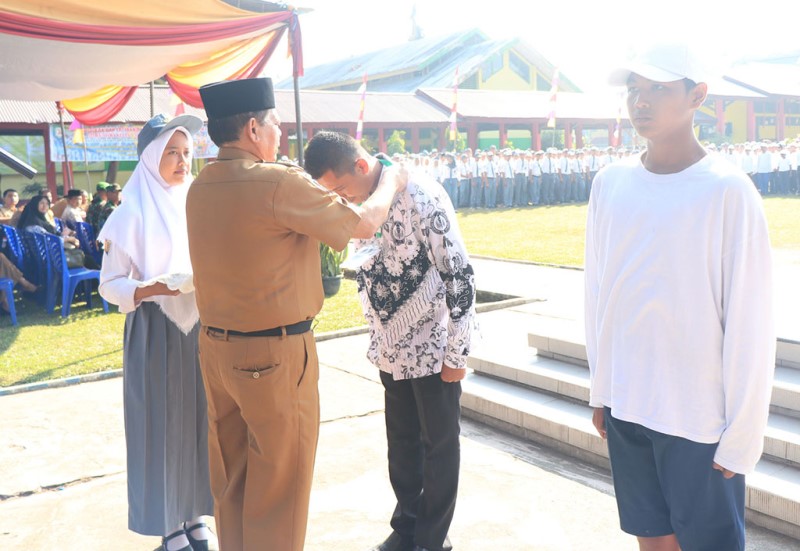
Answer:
[{"left": 199, "top": 77, "right": 275, "bottom": 119}]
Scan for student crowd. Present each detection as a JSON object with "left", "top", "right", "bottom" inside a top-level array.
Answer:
[{"left": 386, "top": 137, "right": 800, "bottom": 211}]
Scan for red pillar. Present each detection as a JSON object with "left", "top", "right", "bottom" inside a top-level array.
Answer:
[
  {"left": 468, "top": 122, "right": 478, "bottom": 150},
  {"left": 777, "top": 98, "right": 785, "bottom": 141},
  {"left": 608, "top": 122, "right": 615, "bottom": 147},
  {"left": 576, "top": 123, "right": 584, "bottom": 148},
  {"left": 499, "top": 123, "right": 507, "bottom": 148},
  {"left": 279, "top": 124, "right": 289, "bottom": 157},
  {"left": 746, "top": 101, "right": 756, "bottom": 142},
  {"left": 532, "top": 123, "right": 541, "bottom": 150},
  {"left": 715, "top": 99, "right": 726, "bottom": 136},
  {"left": 438, "top": 126, "right": 446, "bottom": 152},
  {"left": 565, "top": 123, "right": 573, "bottom": 149},
  {"left": 378, "top": 127, "right": 386, "bottom": 153}
]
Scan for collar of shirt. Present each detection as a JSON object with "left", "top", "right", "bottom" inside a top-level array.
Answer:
[{"left": 216, "top": 146, "right": 264, "bottom": 163}]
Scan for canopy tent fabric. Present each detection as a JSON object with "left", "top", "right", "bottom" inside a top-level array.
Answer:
[{"left": 0, "top": 0, "right": 304, "bottom": 124}]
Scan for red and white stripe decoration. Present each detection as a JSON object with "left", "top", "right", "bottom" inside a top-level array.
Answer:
[
  {"left": 449, "top": 66, "right": 459, "bottom": 142},
  {"left": 355, "top": 72, "right": 367, "bottom": 141},
  {"left": 546, "top": 69, "right": 559, "bottom": 129}
]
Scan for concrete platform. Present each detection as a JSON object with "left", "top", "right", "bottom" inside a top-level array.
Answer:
[{"left": 1, "top": 332, "right": 797, "bottom": 550}]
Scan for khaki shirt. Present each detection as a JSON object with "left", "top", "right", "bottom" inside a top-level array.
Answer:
[{"left": 186, "top": 147, "right": 360, "bottom": 332}]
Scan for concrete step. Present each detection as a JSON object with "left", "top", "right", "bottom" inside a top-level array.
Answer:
[
  {"left": 526, "top": 333, "right": 800, "bottom": 419},
  {"left": 528, "top": 333, "right": 800, "bottom": 370},
  {"left": 469, "top": 349, "right": 800, "bottom": 467},
  {"left": 461, "top": 372, "right": 800, "bottom": 541}
]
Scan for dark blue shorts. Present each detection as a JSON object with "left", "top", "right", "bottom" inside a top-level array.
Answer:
[{"left": 604, "top": 408, "right": 746, "bottom": 551}]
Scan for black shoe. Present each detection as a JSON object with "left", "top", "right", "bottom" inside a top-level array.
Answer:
[
  {"left": 369, "top": 531, "right": 414, "bottom": 551},
  {"left": 161, "top": 530, "right": 192, "bottom": 551}
]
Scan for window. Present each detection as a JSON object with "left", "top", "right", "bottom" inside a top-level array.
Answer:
[
  {"left": 754, "top": 101, "right": 777, "bottom": 113},
  {"left": 481, "top": 52, "right": 504, "bottom": 82},
  {"left": 785, "top": 101, "right": 800, "bottom": 114},
  {"left": 536, "top": 74, "right": 551, "bottom": 91},
  {"left": 508, "top": 52, "right": 530, "bottom": 83}
]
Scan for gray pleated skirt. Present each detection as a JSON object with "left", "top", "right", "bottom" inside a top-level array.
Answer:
[{"left": 122, "top": 302, "right": 214, "bottom": 536}]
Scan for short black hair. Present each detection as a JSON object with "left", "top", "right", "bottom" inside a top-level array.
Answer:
[
  {"left": 207, "top": 110, "right": 269, "bottom": 146},
  {"left": 304, "top": 131, "right": 361, "bottom": 180},
  {"left": 683, "top": 78, "right": 698, "bottom": 92},
  {"left": 3, "top": 188, "right": 17, "bottom": 198}
]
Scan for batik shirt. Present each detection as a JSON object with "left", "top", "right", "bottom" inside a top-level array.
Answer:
[{"left": 355, "top": 174, "right": 476, "bottom": 380}]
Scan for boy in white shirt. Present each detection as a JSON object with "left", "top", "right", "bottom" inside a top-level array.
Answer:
[{"left": 586, "top": 42, "right": 774, "bottom": 551}]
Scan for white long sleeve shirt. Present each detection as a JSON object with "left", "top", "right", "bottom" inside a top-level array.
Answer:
[{"left": 584, "top": 153, "right": 775, "bottom": 475}]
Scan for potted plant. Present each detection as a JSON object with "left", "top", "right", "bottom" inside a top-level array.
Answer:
[{"left": 320, "top": 243, "right": 348, "bottom": 297}]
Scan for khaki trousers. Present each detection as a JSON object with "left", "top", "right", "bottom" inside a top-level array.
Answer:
[{"left": 198, "top": 328, "right": 320, "bottom": 551}]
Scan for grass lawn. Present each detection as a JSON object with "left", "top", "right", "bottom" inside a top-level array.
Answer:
[
  {"left": 0, "top": 279, "right": 364, "bottom": 387},
  {"left": 2, "top": 196, "right": 797, "bottom": 386}
]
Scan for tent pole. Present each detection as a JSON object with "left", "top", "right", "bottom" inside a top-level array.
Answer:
[
  {"left": 294, "top": 74, "right": 304, "bottom": 167},
  {"left": 81, "top": 136, "right": 91, "bottom": 190},
  {"left": 150, "top": 81, "right": 155, "bottom": 117},
  {"left": 56, "top": 102, "right": 72, "bottom": 193}
]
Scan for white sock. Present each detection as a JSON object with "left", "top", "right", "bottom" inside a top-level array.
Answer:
[
  {"left": 164, "top": 528, "right": 190, "bottom": 551},
  {"left": 186, "top": 517, "right": 214, "bottom": 541}
]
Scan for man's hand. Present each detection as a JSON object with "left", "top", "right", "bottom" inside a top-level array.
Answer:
[
  {"left": 440, "top": 364, "right": 466, "bottom": 383},
  {"left": 380, "top": 164, "right": 408, "bottom": 195},
  {"left": 592, "top": 407, "right": 607, "bottom": 439},
  {"left": 712, "top": 462, "right": 737, "bottom": 479}
]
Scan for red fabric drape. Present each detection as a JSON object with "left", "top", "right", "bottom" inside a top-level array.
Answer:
[{"left": 0, "top": 9, "right": 292, "bottom": 46}]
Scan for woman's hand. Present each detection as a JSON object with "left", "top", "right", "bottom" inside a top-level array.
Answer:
[{"left": 134, "top": 282, "right": 181, "bottom": 302}]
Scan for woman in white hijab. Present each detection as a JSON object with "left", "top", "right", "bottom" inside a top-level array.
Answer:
[{"left": 99, "top": 114, "right": 215, "bottom": 551}]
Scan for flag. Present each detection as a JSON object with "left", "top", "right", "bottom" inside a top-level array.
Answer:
[
  {"left": 449, "top": 66, "right": 459, "bottom": 142},
  {"left": 70, "top": 119, "right": 84, "bottom": 144},
  {"left": 355, "top": 72, "right": 367, "bottom": 141},
  {"left": 546, "top": 69, "right": 559, "bottom": 129}
]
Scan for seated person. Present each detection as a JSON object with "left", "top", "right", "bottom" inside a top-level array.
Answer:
[
  {"left": 62, "top": 189, "right": 88, "bottom": 229},
  {"left": 97, "top": 183, "right": 121, "bottom": 234},
  {"left": 86, "top": 182, "right": 108, "bottom": 234},
  {"left": 17, "top": 195, "right": 99, "bottom": 269},
  {"left": 0, "top": 251, "right": 37, "bottom": 314},
  {"left": 0, "top": 189, "right": 19, "bottom": 225}
]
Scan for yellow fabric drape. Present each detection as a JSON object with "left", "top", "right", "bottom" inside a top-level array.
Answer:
[
  {"left": 61, "top": 84, "right": 126, "bottom": 112},
  {"left": 167, "top": 33, "right": 274, "bottom": 88}
]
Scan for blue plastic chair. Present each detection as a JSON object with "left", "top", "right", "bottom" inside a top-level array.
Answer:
[
  {"left": 53, "top": 217, "right": 63, "bottom": 234},
  {"left": 41, "top": 233, "right": 108, "bottom": 317},
  {"left": 0, "top": 278, "right": 17, "bottom": 325},
  {"left": 74, "top": 222, "right": 103, "bottom": 267},
  {"left": 20, "top": 230, "right": 46, "bottom": 289},
  {"left": 1, "top": 224, "right": 25, "bottom": 271}
]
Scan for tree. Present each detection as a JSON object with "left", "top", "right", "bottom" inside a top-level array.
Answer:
[{"left": 387, "top": 130, "right": 407, "bottom": 156}]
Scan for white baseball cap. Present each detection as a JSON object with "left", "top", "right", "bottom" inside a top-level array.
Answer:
[{"left": 608, "top": 42, "right": 708, "bottom": 86}]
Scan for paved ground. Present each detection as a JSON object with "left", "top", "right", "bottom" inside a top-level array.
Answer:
[{"left": 1, "top": 256, "right": 798, "bottom": 550}]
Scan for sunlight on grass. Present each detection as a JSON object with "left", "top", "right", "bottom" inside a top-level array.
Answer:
[{"left": 2, "top": 196, "right": 796, "bottom": 386}]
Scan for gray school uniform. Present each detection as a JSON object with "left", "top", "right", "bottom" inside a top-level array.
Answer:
[{"left": 122, "top": 302, "right": 214, "bottom": 535}]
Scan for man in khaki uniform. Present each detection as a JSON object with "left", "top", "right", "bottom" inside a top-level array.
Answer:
[{"left": 186, "top": 77, "right": 405, "bottom": 551}]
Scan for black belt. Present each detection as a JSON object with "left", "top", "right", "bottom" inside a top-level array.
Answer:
[{"left": 207, "top": 319, "right": 313, "bottom": 338}]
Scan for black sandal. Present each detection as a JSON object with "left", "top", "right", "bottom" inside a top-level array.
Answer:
[
  {"left": 183, "top": 522, "right": 213, "bottom": 551},
  {"left": 161, "top": 529, "right": 192, "bottom": 551}
]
